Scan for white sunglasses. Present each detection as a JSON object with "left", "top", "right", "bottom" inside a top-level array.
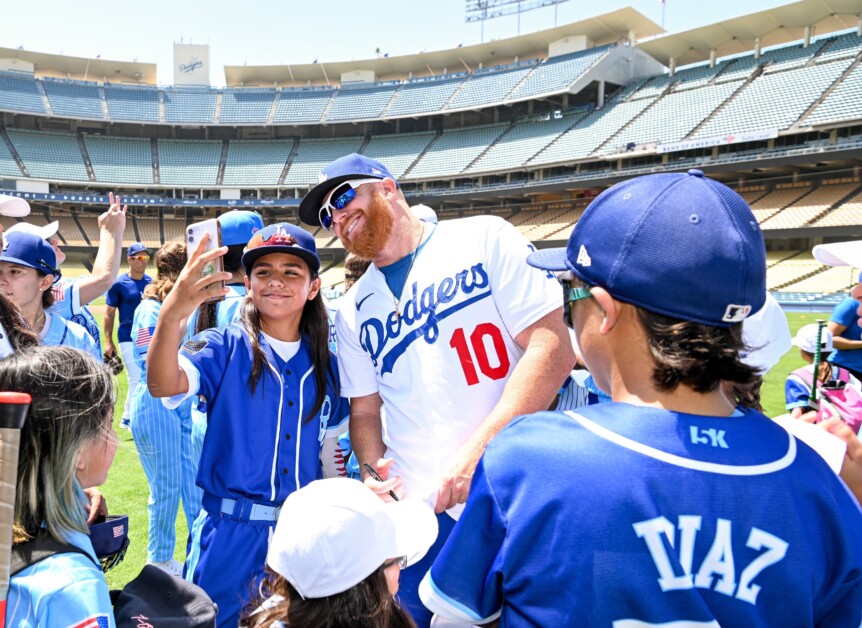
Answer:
[{"left": 318, "top": 177, "right": 384, "bottom": 230}]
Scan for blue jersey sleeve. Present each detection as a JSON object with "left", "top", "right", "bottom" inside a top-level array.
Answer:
[
  {"left": 43, "top": 575, "right": 115, "bottom": 627},
  {"left": 179, "top": 327, "right": 231, "bottom": 401},
  {"left": 131, "top": 300, "right": 160, "bottom": 358},
  {"left": 785, "top": 374, "right": 812, "bottom": 410},
  {"left": 105, "top": 281, "right": 121, "bottom": 308},
  {"left": 48, "top": 279, "right": 79, "bottom": 320},
  {"left": 830, "top": 298, "right": 860, "bottom": 329},
  {"left": 420, "top": 457, "right": 505, "bottom": 624}
]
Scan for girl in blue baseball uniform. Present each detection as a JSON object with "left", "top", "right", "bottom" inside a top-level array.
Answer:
[
  {"left": 147, "top": 223, "right": 349, "bottom": 626},
  {"left": 2, "top": 345, "right": 118, "bottom": 628},
  {"left": 0, "top": 231, "right": 99, "bottom": 360},
  {"left": 128, "top": 240, "right": 200, "bottom": 577}
]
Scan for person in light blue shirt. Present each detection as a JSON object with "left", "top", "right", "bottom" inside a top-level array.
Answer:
[
  {"left": 0, "top": 231, "right": 99, "bottom": 360},
  {"left": 2, "top": 345, "right": 118, "bottom": 628}
]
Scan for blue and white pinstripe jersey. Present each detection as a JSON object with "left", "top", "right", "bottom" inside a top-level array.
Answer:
[
  {"left": 6, "top": 528, "right": 115, "bottom": 628},
  {"left": 41, "top": 312, "right": 100, "bottom": 361},
  {"left": 130, "top": 298, "right": 161, "bottom": 374},
  {"left": 49, "top": 278, "right": 102, "bottom": 354},
  {"left": 185, "top": 284, "right": 248, "bottom": 339}
]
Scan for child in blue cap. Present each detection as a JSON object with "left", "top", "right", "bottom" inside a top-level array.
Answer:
[
  {"left": 0, "top": 231, "right": 99, "bottom": 359},
  {"left": 421, "top": 170, "right": 862, "bottom": 626},
  {"left": 146, "top": 222, "right": 349, "bottom": 626}
]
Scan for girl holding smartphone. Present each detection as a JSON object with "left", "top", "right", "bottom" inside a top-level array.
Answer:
[{"left": 146, "top": 223, "right": 348, "bottom": 626}]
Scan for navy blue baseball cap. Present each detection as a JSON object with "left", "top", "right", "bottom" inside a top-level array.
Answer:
[
  {"left": 0, "top": 231, "right": 62, "bottom": 283},
  {"left": 127, "top": 242, "right": 148, "bottom": 257},
  {"left": 242, "top": 222, "right": 321, "bottom": 275},
  {"left": 298, "top": 153, "right": 396, "bottom": 227},
  {"left": 219, "top": 210, "right": 263, "bottom": 246},
  {"left": 527, "top": 169, "right": 766, "bottom": 327}
]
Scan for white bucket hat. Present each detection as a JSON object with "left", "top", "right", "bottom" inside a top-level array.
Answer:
[
  {"left": 792, "top": 323, "right": 834, "bottom": 355},
  {"left": 5, "top": 220, "right": 59, "bottom": 240},
  {"left": 266, "top": 478, "right": 438, "bottom": 599},
  {"left": 813, "top": 240, "right": 862, "bottom": 269}
]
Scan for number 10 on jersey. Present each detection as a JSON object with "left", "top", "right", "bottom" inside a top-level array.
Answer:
[{"left": 449, "top": 323, "right": 511, "bottom": 386}]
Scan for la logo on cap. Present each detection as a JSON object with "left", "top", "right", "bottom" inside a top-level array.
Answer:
[{"left": 576, "top": 245, "right": 592, "bottom": 267}]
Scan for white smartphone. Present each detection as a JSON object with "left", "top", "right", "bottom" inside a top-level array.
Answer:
[{"left": 186, "top": 219, "right": 225, "bottom": 304}]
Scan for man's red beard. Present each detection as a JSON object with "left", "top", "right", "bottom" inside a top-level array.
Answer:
[{"left": 340, "top": 191, "right": 394, "bottom": 260}]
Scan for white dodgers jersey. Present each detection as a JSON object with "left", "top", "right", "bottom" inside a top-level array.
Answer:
[{"left": 335, "top": 215, "right": 559, "bottom": 513}]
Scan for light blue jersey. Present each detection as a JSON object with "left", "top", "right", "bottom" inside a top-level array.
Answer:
[
  {"left": 7, "top": 528, "right": 115, "bottom": 628},
  {"left": 41, "top": 312, "right": 100, "bottom": 361},
  {"left": 49, "top": 278, "right": 102, "bottom": 354}
]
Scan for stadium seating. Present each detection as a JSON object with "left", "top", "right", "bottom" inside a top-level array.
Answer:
[
  {"left": 158, "top": 140, "right": 221, "bottom": 186},
  {"left": 42, "top": 80, "right": 103, "bottom": 119},
  {"left": 760, "top": 183, "right": 859, "bottom": 229},
  {"left": 466, "top": 111, "right": 584, "bottom": 174},
  {"left": 222, "top": 140, "right": 293, "bottom": 186},
  {"left": 446, "top": 63, "right": 536, "bottom": 110},
  {"left": 781, "top": 264, "right": 858, "bottom": 294},
  {"left": 163, "top": 218, "right": 186, "bottom": 241},
  {"left": 529, "top": 97, "right": 654, "bottom": 166},
  {"left": 54, "top": 214, "right": 87, "bottom": 245},
  {"left": 805, "top": 62, "right": 862, "bottom": 127},
  {"left": 136, "top": 216, "right": 162, "bottom": 247},
  {"left": 609, "top": 81, "right": 742, "bottom": 152},
  {"left": 84, "top": 135, "right": 153, "bottom": 185},
  {"left": 814, "top": 187, "right": 862, "bottom": 226},
  {"left": 105, "top": 85, "right": 160, "bottom": 122},
  {"left": 272, "top": 89, "right": 333, "bottom": 123},
  {"left": 405, "top": 124, "right": 508, "bottom": 179},
  {"left": 386, "top": 76, "right": 465, "bottom": 117},
  {"left": 765, "top": 251, "right": 822, "bottom": 290},
  {"left": 815, "top": 31, "right": 862, "bottom": 64},
  {"left": 7, "top": 129, "right": 88, "bottom": 182},
  {"left": 220, "top": 89, "right": 274, "bottom": 124},
  {"left": 327, "top": 84, "right": 397, "bottom": 121},
  {"left": 508, "top": 45, "right": 613, "bottom": 101},
  {"left": 0, "top": 72, "right": 45, "bottom": 113},
  {"left": 749, "top": 187, "right": 813, "bottom": 225},
  {"left": 0, "top": 136, "right": 22, "bottom": 177},
  {"left": 76, "top": 216, "right": 99, "bottom": 243},
  {"left": 692, "top": 60, "right": 851, "bottom": 139},
  {"left": 283, "top": 137, "right": 365, "bottom": 186},
  {"left": 320, "top": 263, "right": 345, "bottom": 289},
  {"left": 164, "top": 88, "right": 217, "bottom": 123},
  {"left": 59, "top": 260, "right": 89, "bottom": 278},
  {"left": 362, "top": 132, "right": 436, "bottom": 178}
]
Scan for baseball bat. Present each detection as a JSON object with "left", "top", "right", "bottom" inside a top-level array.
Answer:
[
  {"left": 809, "top": 319, "right": 826, "bottom": 406},
  {"left": 0, "top": 392, "right": 30, "bottom": 628}
]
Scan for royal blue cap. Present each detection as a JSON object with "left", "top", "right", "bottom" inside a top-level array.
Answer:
[
  {"left": 127, "top": 242, "right": 148, "bottom": 257},
  {"left": 219, "top": 210, "right": 264, "bottom": 246},
  {"left": 0, "top": 231, "right": 61, "bottom": 283},
  {"left": 242, "top": 223, "right": 321, "bottom": 275},
  {"left": 298, "top": 153, "right": 396, "bottom": 227},
  {"left": 527, "top": 170, "right": 766, "bottom": 327}
]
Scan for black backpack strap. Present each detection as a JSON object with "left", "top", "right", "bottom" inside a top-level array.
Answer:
[{"left": 11, "top": 537, "right": 99, "bottom": 577}]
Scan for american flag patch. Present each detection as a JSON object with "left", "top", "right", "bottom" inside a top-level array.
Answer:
[
  {"left": 135, "top": 327, "right": 152, "bottom": 348},
  {"left": 51, "top": 286, "right": 65, "bottom": 302},
  {"left": 68, "top": 614, "right": 110, "bottom": 628},
  {"left": 113, "top": 524, "right": 124, "bottom": 538}
]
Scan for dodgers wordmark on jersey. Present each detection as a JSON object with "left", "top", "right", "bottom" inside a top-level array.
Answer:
[
  {"left": 335, "top": 215, "right": 559, "bottom": 513},
  {"left": 420, "top": 404, "right": 862, "bottom": 626}
]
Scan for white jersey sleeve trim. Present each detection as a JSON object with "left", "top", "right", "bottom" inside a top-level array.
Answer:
[
  {"left": 160, "top": 354, "right": 200, "bottom": 409},
  {"left": 419, "top": 572, "right": 501, "bottom": 625},
  {"left": 70, "top": 280, "right": 83, "bottom": 313},
  {"left": 564, "top": 411, "right": 798, "bottom": 475}
]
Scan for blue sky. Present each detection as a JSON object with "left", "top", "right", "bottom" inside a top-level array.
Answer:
[{"left": 6, "top": 0, "right": 793, "bottom": 85}]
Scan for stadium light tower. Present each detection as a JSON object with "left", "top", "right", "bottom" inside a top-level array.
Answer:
[{"left": 466, "top": 0, "right": 571, "bottom": 41}]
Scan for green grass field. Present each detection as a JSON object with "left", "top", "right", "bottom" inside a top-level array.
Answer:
[{"left": 95, "top": 308, "right": 827, "bottom": 588}]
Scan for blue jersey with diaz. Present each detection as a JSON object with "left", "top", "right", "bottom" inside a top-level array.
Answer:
[
  {"left": 421, "top": 404, "right": 862, "bottom": 627},
  {"left": 106, "top": 273, "right": 152, "bottom": 343},
  {"left": 176, "top": 323, "right": 349, "bottom": 502}
]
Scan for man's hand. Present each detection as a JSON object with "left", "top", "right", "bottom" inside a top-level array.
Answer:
[
  {"left": 435, "top": 438, "right": 485, "bottom": 514},
  {"left": 103, "top": 342, "right": 117, "bottom": 359},
  {"left": 362, "top": 458, "right": 405, "bottom": 502},
  {"left": 83, "top": 487, "right": 108, "bottom": 523},
  {"left": 98, "top": 192, "right": 127, "bottom": 235}
]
